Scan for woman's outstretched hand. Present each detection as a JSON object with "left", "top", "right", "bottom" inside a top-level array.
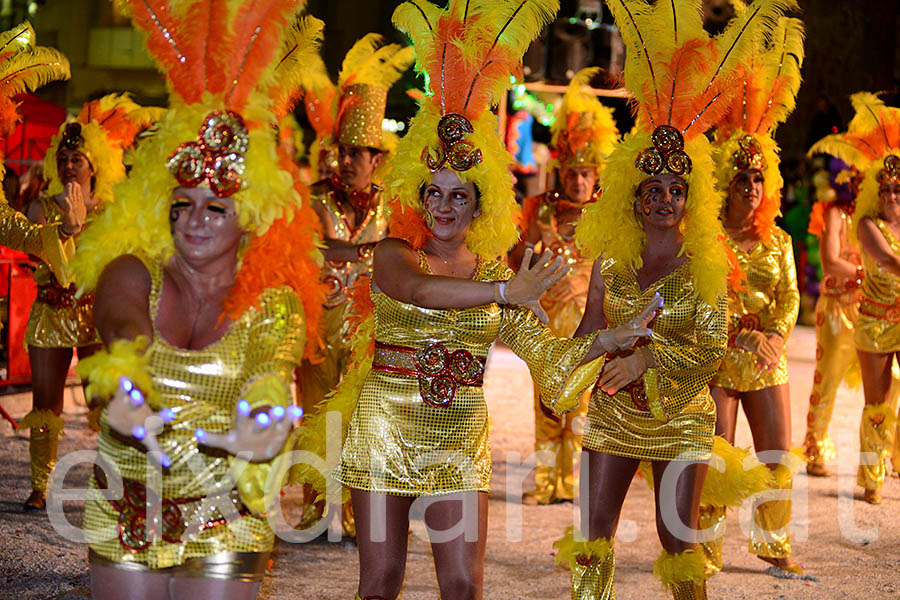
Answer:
[
  {"left": 500, "top": 248, "right": 569, "bottom": 323},
  {"left": 195, "top": 401, "right": 303, "bottom": 462},
  {"left": 107, "top": 377, "right": 172, "bottom": 468},
  {"left": 60, "top": 181, "right": 86, "bottom": 236},
  {"left": 606, "top": 293, "right": 661, "bottom": 351}
]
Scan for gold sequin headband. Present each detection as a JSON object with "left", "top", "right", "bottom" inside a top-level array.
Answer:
[
  {"left": 421, "top": 113, "right": 483, "bottom": 172},
  {"left": 167, "top": 111, "right": 249, "bottom": 198},
  {"left": 877, "top": 155, "right": 900, "bottom": 186},
  {"left": 730, "top": 135, "right": 767, "bottom": 172},
  {"left": 634, "top": 125, "right": 692, "bottom": 176}
]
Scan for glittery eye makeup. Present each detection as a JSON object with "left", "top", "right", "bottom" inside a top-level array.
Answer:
[{"left": 206, "top": 201, "right": 228, "bottom": 214}]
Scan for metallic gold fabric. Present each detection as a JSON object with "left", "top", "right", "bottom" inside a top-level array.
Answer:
[
  {"left": 336, "top": 258, "right": 597, "bottom": 495},
  {"left": 337, "top": 84, "right": 388, "bottom": 150},
  {"left": 803, "top": 293, "right": 857, "bottom": 465},
  {"left": 669, "top": 581, "right": 708, "bottom": 600},
  {"left": 583, "top": 259, "right": 727, "bottom": 461},
  {"left": 698, "top": 504, "right": 726, "bottom": 574},
  {"left": 748, "top": 464, "right": 792, "bottom": 558},
  {"left": 856, "top": 218, "right": 900, "bottom": 353},
  {"left": 89, "top": 549, "right": 269, "bottom": 582},
  {"left": 0, "top": 199, "right": 72, "bottom": 284},
  {"left": 714, "top": 229, "right": 799, "bottom": 391},
  {"left": 571, "top": 547, "right": 616, "bottom": 600},
  {"left": 858, "top": 403, "right": 895, "bottom": 491},
  {"left": 525, "top": 192, "right": 591, "bottom": 503},
  {"left": 28, "top": 425, "right": 59, "bottom": 493},
  {"left": 84, "top": 256, "right": 305, "bottom": 569},
  {"left": 25, "top": 195, "right": 97, "bottom": 348}
]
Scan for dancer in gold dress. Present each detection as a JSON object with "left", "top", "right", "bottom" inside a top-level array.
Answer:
[
  {"left": 815, "top": 93, "right": 900, "bottom": 504},
  {"left": 707, "top": 15, "right": 805, "bottom": 576},
  {"left": 72, "top": 1, "right": 324, "bottom": 597},
  {"left": 553, "top": 2, "right": 792, "bottom": 598},
  {"left": 20, "top": 94, "right": 160, "bottom": 511},
  {"left": 516, "top": 67, "right": 618, "bottom": 505},
  {"left": 293, "top": 2, "right": 660, "bottom": 598}
]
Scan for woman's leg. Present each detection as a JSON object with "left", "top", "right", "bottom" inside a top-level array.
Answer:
[
  {"left": 427, "top": 491, "right": 488, "bottom": 600},
  {"left": 651, "top": 459, "right": 712, "bottom": 600},
  {"left": 856, "top": 349, "right": 895, "bottom": 503},
  {"left": 566, "top": 450, "right": 639, "bottom": 600},
  {"left": 740, "top": 384, "right": 799, "bottom": 571},
  {"left": 23, "top": 345, "right": 74, "bottom": 509},
  {"left": 352, "top": 489, "right": 415, "bottom": 600},
  {"left": 91, "top": 563, "right": 171, "bottom": 600},
  {"left": 710, "top": 386, "right": 740, "bottom": 443}
]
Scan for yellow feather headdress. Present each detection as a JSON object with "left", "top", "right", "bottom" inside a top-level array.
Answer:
[
  {"left": 0, "top": 21, "right": 70, "bottom": 166},
  {"left": 43, "top": 93, "right": 164, "bottom": 206},
  {"left": 575, "top": 0, "right": 795, "bottom": 304},
  {"left": 388, "top": 0, "right": 559, "bottom": 259},
  {"left": 550, "top": 67, "right": 619, "bottom": 169},
  {"left": 72, "top": 0, "right": 326, "bottom": 358},
  {"left": 811, "top": 93, "right": 900, "bottom": 238},
  {"left": 712, "top": 16, "right": 805, "bottom": 242}
]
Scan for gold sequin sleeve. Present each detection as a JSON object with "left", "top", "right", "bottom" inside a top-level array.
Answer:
[
  {"left": 0, "top": 200, "right": 73, "bottom": 284},
  {"left": 232, "top": 288, "right": 306, "bottom": 514},
  {"left": 644, "top": 295, "right": 728, "bottom": 422},
  {"left": 768, "top": 231, "right": 800, "bottom": 338},
  {"left": 498, "top": 305, "right": 602, "bottom": 415}
]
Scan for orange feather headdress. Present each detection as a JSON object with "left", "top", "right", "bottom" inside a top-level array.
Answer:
[
  {"left": 0, "top": 21, "right": 70, "bottom": 169},
  {"left": 72, "top": 0, "right": 326, "bottom": 358},
  {"left": 575, "top": 0, "right": 796, "bottom": 304},
  {"left": 712, "top": 16, "right": 805, "bottom": 242},
  {"left": 551, "top": 67, "right": 619, "bottom": 169},
  {"left": 809, "top": 93, "right": 900, "bottom": 238},
  {"left": 388, "top": 0, "right": 559, "bottom": 259},
  {"left": 43, "top": 94, "right": 164, "bottom": 205}
]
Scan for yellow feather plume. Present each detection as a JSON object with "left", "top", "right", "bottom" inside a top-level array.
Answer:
[
  {"left": 551, "top": 67, "right": 619, "bottom": 168},
  {"left": 272, "top": 14, "right": 326, "bottom": 117}
]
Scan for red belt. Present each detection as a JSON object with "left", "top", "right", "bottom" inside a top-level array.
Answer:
[
  {"left": 859, "top": 296, "right": 900, "bottom": 323},
  {"left": 372, "top": 341, "right": 485, "bottom": 408}
]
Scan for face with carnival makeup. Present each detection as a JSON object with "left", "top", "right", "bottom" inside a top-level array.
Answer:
[
  {"left": 421, "top": 168, "right": 481, "bottom": 244},
  {"left": 57, "top": 147, "right": 94, "bottom": 193},
  {"left": 879, "top": 180, "right": 900, "bottom": 223},
  {"left": 169, "top": 186, "right": 244, "bottom": 265},
  {"left": 727, "top": 168, "right": 764, "bottom": 218},
  {"left": 635, "top": 173, "right": 687, "bottom": 231}
]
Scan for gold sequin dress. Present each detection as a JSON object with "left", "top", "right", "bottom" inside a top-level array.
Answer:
[
  {"left": 336, "top": 256, "right": 601, "bottom": 495},
  {"left": 854, "top": 217, "right": 900, "bottom": 492},
  {"left": 583, "top": 258, "right": 728, "bottom": 461},
  {"left": 298, "top": 178, "right": 388, "bottom": 412},
  {"left": 712, "top": 228, "right": 799, "bottom": 391},
  {"left": 523, "top": 191, "right": 593, "bottom": 503},
  {"left": 25, "top": 195, "right": 97, "bottom": 348},
  {"left": 83, "top": 256, "right": 305, "bottom": 570}
]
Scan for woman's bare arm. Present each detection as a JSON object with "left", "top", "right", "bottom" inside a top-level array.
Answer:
[
  {"left": 820, "top": 205, "right": 859, "bottom": 279},
  {"left": 858, "top": 217, "right": 900, "bottom": 278},
  {"left": 93, "top": 254, "right": 153, "bottom": 344}
]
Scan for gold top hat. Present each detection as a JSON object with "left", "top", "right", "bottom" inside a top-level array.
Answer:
[{"left": 337, "top": 83, "right": 388, "bottom": 149}]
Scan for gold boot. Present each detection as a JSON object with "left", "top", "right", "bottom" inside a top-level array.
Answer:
[
  {"left": 653, "top": 548, "right": 712, "bottom": 600},
  {"left": 749, "top": 463, "right": 793, "bottom": 560},
  {"left": 554, "top": 527, "right": 615, "bottom": 599},
  {"left": 857, "top": 403, "right": 895, "bottom": 498},
  {"left": 20, "top": 410, "right": 64, "bottom": 511},
  {"left": 697, "top": 504, "right": 726, "bottom": 573}
]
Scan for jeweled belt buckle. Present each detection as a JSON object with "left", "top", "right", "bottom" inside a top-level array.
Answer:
[{"left": 413, "top": 342, "right": 485, "bottom": 408}]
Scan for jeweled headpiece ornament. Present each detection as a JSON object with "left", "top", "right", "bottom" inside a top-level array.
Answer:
[
  {"left": 386, "top": 0, "right": 558, "bottom": 259},
  {"left": 551, "top": 67, "right": 618, "bottom": 169},
  {"left": 44, "top": 93, "right": 164, "bottom": 205},
  {"left": 730, "top": 135, "right": 767, "bottom": 172},
  {"left": 167, "top": 110, "right": 248, "bottom": 197},
  {"left": 878, "top": 155, "right": 900, "bottom": 185},
  {"left": 575, "top": 0, "right": 797, "bottom": 305}
]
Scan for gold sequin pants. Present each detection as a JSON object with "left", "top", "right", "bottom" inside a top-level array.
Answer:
[
  {"left": 858, "top": 402, "right": 899, "bottom": 491},
  {"left": 803, "top": 295, "right": 858, "bottom": 466},
  {"left": 525, "top": 386, "right": 588, "bottom": 504}
]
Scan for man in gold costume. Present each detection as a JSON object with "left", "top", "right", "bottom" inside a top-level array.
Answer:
[
  {"left": 516, "top": 67, "right": 618, "bottom": 505},
  {"left": 296, "top": 35, "right": 412, "bottom": 535}
]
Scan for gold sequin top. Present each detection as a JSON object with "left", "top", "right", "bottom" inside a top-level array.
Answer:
[
  {"left": 336, "top": 257, "right": 601, "bottom": 495},
  {"left": 311, "top": 178, "right": 388, "bottom": 309},
  {"left": 84, "top": 255, "right": 305, "bottom": 568},
  {"left": 821, "top": 206, "right": 862, "bottom": 304},
  {"left": 0, "top": 198, "right": 71, "bottom": 283},
  {"left": 713, "top": 228, "right": 798, "bottom": 391},
  {"left": 525, "top": 191, "right": 593, "bottom": 337},
  {"left": 856, "top": 218, "right": 900, "bottom": 353},
  {"left": 583, "top": 258, "right": 726, "bottom": 460}
]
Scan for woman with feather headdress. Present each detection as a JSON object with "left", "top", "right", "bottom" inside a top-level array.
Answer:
[
  {"left": 707, "top": 14, "right": 806, "bottom": 577},
  {"left": 291, "top": 1, "right": 657, "bottom": 597},
  {"left": 20, "top": 93, "right": 161, "bottom": 512},
  {"left": 71, "top": 1, "right": 324, "bottom": 596},
  {"left": 551, "top": 1, "right": 794, "bottom": 597},
  {"left": 515, "top": 67, "right": 620, "bottom": 507},
  {"left": 814, "top": 94, "right": 900, "bottom": 506}
]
